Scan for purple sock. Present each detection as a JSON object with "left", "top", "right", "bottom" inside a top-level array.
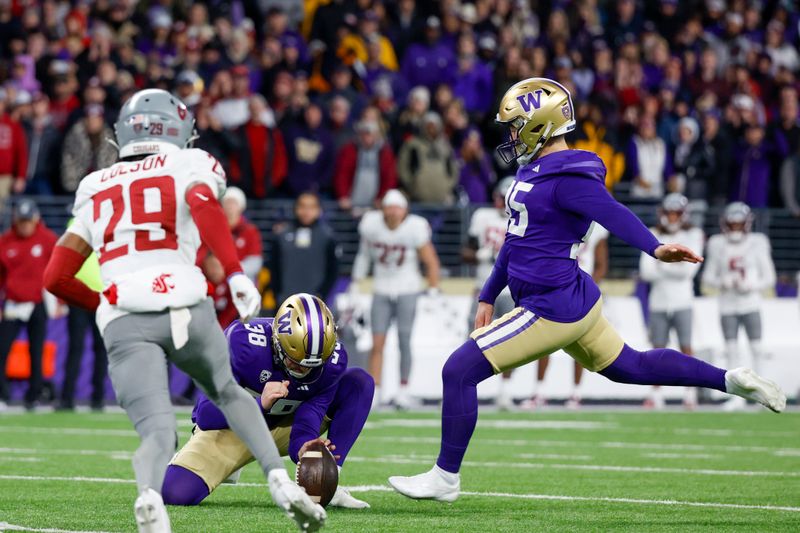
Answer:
[
  {"left": 326, "top": 368, "right": 375, "bottom": 466},
  {"left": 161, "top": 465, "right": 210, "bottom": 506},
  {"left": 600, "top": 344, "right": 726, "bottom": 392},
  {"left": 436, "top": 339, "right": 495, "bottom": 474}
]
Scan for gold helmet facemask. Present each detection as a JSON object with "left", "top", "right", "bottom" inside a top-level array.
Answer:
[
  {"left": 496, "top": 77, "right": 576, "bottom": 164},
  {"left": 272, "top": 293, "right": 337, "bottom": 379}
]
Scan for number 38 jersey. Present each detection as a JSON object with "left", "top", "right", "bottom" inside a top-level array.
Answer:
[
  {"left": 192, "top": 317, "right": 348, "bottom": 431},
  {"left": 67, "top": 146, "right": 226, "bottom": 330},
  {"left": 353, "top": 210, "right": 431, "bottom": 296}
]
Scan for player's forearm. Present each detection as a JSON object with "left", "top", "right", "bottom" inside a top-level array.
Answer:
[
  {"left": 240, "top": 256, "right": 262, "bottom": 282},
  {"left": 186, "top": 183, "right": 243, "bottom": 278},
  {"left": 43, "top": 246, "right": 100, "bottom": 311},
  {"left": 351, "top": 243, "right": 370, "bottom": 281}
]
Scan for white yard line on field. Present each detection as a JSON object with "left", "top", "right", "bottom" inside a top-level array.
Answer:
[
  {"left": 0, "top": 522, "right": 113, "bottom": 533},
  {"left": 6, "top": 475, "right": 797, "bottom": 514},
  {"left": 343, "top": 455, "right": 799, "bottom": 477},
  {"left": 366, "top": 435, "right": 800, "bottom": 455},
  {"left": 640, "top": 452, "right": 720, "bottom": 460},
  {"left": 517, "top": 453, "right": 594, "bottom": 461}
]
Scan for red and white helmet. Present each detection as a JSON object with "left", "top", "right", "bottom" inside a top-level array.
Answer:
[{"left": 721, "top": 202, "right": 753, "bottom": 242}]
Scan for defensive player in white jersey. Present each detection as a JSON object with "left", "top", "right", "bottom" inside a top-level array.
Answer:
[
  {"left": 702, "top": 202, "right": 776, "bottom": 410},
  {"left": 43, "top": 90, "right": 325, "bottom": 533},
  {"left": 639, "top": 193, "right": 704, "bottom": 409},
  {"left": 463, "top": 177, "right": 516, "bottom": 409},
  {"left": 351, "top": 190, "right": 440, "bottom": 409}
]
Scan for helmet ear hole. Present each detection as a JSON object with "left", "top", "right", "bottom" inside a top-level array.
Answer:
[{"left": 531, "top": 124, "right": 543, "bottom": 134}]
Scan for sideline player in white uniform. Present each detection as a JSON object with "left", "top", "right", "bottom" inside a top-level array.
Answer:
[
  {"left": 463, "top": 177, "right": 516, "bottom": 409},
  {"left": 43, "top": 90, "right": 325, "bottom": 533},
  {"left": 702, "top": 202, "right": 776, "bottom": 410},
  {"left": 518, "top": 221, "right": 609, "bottom": 410},
  {"left": 351, "top": 190, "right": 440, "bottom": 409},
  {"left": 639, "top": 193, "right": 704, "bottom": 409}
]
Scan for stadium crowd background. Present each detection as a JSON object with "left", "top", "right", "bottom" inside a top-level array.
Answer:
[
  {"left": 1, "top": 0, "right": 800, "bottom": 408},
  {"left": 0, "top": 0, "right": 798, "bottom": 210}
]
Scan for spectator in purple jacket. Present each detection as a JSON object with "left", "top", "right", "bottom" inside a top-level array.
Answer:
[
  {"left": 457, "top": 128, "right": 495, "bottom": 203},
  {"left": 400, "top": 16, "right": 455, "bottom": 92},
  {"left": 283, "top": 102, "right": 335, "bottom": 197},
  {"left": 452, "top": 33, "right": 493, "bottom": 118},
  {"left": 732, "top": 121, "right": 788, "bottom": 207}
]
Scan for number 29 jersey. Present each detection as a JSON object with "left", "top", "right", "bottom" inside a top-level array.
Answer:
[
  {"left": 355, "top": 210, "right": 432, "bottom": 296},
  {"left": 67, "top": 146, "right": 226, "bottom": 330}
]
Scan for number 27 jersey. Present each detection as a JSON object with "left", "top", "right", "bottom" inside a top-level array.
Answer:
[{"left": 68, "top": 146, "right": 226, "bottom": 328}]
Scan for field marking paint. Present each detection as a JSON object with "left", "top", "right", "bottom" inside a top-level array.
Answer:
[
  {"left": 640, "top": 452, "right": 720, "bottom": 460},
  {"left": 517, "top": 453, "right": 593, "bottom": 461},
  {"left": 0, "top": 427, "right": 139, "bottom": 437},
  {"left": 3, "top": 475, "right": 798, "bottom": 514},
  {"left": 343, "top": 456, "right": 799, "bottom": 477},
  {"left": 0, "top": 522, "right": 112, "bottom": 533},
  {"left": 367, "top": 419, "right": 616, "bottom": 430},
  {"left": 366, "top": 435, "right": 800, "bottom": 455},
  {"left": 340, "top": 485, "right": 800, "bottom": 513}
]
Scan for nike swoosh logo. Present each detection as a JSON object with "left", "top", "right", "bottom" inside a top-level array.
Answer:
[{"left": 195, "top": 193, "right": 209, "bottom": 201}]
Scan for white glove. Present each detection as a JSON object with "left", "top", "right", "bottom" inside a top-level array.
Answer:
[
  {"left": 228, "top": 273, "right": 261, "bottom": 322},
  {"left": 426, "top": 287, "right": 441, "bottom": 298}
]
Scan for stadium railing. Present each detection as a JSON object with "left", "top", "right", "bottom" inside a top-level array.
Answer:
[{"left": 5, "top": 196, "right": 800, "bottom": 278}]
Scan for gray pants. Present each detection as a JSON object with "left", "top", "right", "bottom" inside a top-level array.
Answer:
[
  {"left": 371, "top": 293, "right": 418, "bottom": 382},
  {"left": 721, "top": 312, "right": 762, "bottom": 341},
  {"left": 468, "top": 289, "right": 515, "bottom": 335},
  {"left": 649, "top": 309, "right": 693, "bottom": 348},
  {"left": 103, "top": 300, "right": 284, "bottom": 494}
]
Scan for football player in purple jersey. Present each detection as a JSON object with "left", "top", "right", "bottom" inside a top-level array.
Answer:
[
  {"left": 161, "top": 293, "right": 374, "bottom": 509},
  {"left": 389, "top": 78, "right": 786, "bottom": 502}
]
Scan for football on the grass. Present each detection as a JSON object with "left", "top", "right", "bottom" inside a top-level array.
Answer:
[{"left": 295, "top": 441, "right": 339, "bottom": 507}]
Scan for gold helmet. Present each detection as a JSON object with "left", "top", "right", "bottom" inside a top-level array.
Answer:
[
  {"left": 272, "top": 293, "right": 337, "bottom": 378},
  {"left": 495, "top": 77, "right": 576, "bottom": 164}
]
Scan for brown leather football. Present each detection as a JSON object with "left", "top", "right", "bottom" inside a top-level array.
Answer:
[{"left": 295, "top": 441, "right": 339, "bottom": 507}]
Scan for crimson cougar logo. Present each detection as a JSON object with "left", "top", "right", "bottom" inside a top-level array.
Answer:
[{"left": 152, "top": 273, "right": 175, "bottom": 294}]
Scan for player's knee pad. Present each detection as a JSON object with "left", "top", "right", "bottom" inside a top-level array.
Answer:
[{"left": 161, "top": 465, "right": 210, "bottom": 506}]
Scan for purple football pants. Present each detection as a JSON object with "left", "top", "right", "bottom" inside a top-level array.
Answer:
[
  {"left": 435, "top": 341, "right": 727, "bottom": 473},
  {"left": 162, "top": 367, "right": 374, "bottom": 505}
]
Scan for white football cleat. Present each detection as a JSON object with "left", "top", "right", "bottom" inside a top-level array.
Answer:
[
  {"left": 268, "top": 469, "right": 326, "bottom": 532},
  {"left": 519, "top": 394, "right": 546, "bottom": 410},
  {"left": 725, "top": 368, "right": 786, "bottom": 413},
  {"left": 683, "top": 388, "right": 697, "bottom": 411},
  {"left": 134, "top": 488, "right": 171, "bottom": 533},
  {"left": 329, "top": 486, "right": 370, "bottom": 509},
  {"left": 643, "top": 388, "right": 665, "bottom": 410},
  {"left": 388, "top": 465, "right": 460, "bottom": 503}
]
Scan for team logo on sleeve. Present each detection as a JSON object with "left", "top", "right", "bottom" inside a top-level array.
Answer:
[
  {"left": 277, "top": 310, "right": 292, "bottom": 334},
  {"left": 259, "top": 370, "right": 272, "bottom": 383},
  {"left": 152, "top": 273, "right": 175, "bottom": 294}
]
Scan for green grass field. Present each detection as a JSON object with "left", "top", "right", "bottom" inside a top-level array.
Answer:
[{"left": 0, "top": 408, "right": 798, "bottom": 532}]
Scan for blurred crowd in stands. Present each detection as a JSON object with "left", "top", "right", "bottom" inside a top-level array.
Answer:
[{"left": 0, "top": 0, "right": 799, "bottom": 213}]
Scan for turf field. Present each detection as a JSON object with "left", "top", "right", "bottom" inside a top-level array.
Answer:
[{"left": 0, "top": 408, "right": 798, "bottom": 532}]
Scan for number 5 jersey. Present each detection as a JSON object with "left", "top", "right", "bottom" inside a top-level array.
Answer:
[
  {"left": 482, "top": 149, "right": 662, "bottom": 323},
  {"left": 67, "top": 146, "right": 226, "bottom": 331}
]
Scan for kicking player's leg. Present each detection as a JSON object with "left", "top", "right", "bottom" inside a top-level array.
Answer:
[
  {"left": 168, "top": 302, "right": 285, "bottom": 480},
  {"left": 563, "top": 302, "right": 785, "bottom": 412},
  {"left": 389, "top": 305, "right": 602, "bottom": 501},
  {"left": 103, "top": 315, "right": 177, "bottom": 496}
]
